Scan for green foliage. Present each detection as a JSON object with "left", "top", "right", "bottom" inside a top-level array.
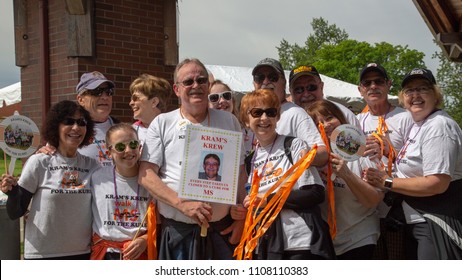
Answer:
[
  {"left": 277, "top": 17, "right": 427, "bottom": 95},
  {"left": 434, "top": 52, "right": 462, "bottom": 126}
]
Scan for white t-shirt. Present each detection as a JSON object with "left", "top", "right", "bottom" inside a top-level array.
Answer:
[
  {"left": 78, "top": 117, "right": 115, "bottom": 167},
  {"left": 277, "top": 102, "right": 325, "bottom": 148},
  {"left": 318, "top": 157, "right": 380, "bottom": 255},
  {"left": 133, "top": 121, "right": 148, "bottom": 145},
  {"left": 91, "top": 166, "right": 152, "bottom": 242},
  {"left": 18, "top": 152, "right": 99, "bottom": 259},
  {"left": 395, "top": 110, "right": 462, "bottom": 224},
  {"left": 248, "top": 135, "right": 324, "bottom": 251},
  {"left": 140, "top": 108, "right": 244, "bottom": 224}
]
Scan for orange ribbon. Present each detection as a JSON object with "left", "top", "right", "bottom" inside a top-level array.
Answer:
[
  {"left": 147, "top": 201, "right": 157, "bottom": 260},
  {"left": 234, "top": 144, "right": 318, "bottom": 260},
  {"left": 318, "top": 123, "right": 337, "bottom": 239}
]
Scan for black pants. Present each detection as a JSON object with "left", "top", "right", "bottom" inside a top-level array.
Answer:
[
  {"left": 404, "top": 222, "right": 437, "bottom": 260},
  {"left": 337, "top": 244, "right": 376, "bottom": 260}
]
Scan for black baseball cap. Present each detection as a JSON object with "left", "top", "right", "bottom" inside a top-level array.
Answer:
[
  {"left": 289, "top": 65, "right": 321, "bottom": 86},
  {"left": 359, "top": 63, "right": 389, "bottom": 81},
  {"left": 252, "top": 58, "right": 285, "bottom": 77},
  {"left": 401, "top": 68, "right": 436, "bottom": 88}
]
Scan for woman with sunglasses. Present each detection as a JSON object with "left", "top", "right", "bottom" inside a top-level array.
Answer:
[
  {"left": 1, "top": 100, "right": 99, "bottom": 259},
  {"left": 90, "top": 123, "right": 152, "bottom": 260},
  {"left": 209, "top": 80, "right": 256, "bottom": 158},
  {"left": 239, "top": 89, "right": 334, "bottom": 260},
  {"left": 307, "top": 99, "right": 384, "bottom": 260},
  {"left": 364, "top": 69, "right": 462, "bottom": 259}
]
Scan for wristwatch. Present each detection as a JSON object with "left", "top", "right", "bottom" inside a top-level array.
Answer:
[{"left": 383, "top": 177, "right": 393, "bottom": 192}]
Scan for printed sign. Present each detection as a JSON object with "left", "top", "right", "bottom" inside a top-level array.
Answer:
[
  {"left": 330, "top": 124, "right": 366, "bottom": 162},
  {"left": 0, "top": 114, "right": 40, "bottom": 158},
  {"left": 179, "top": 125, "right": 242, "bottom": 205}
]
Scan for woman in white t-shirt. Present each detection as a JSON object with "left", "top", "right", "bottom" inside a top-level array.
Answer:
[
  {"left": 307, "top": 99, "right": 384, "bottom": 259},
  {"left": 364, "top": 68, "right": 462, "bottom": 259},
  {"left": 1, "top": 100, "right": 99, "bottom": 259},
  {"left": 90, "top": 123, "right": 153, "bottom": 260},
  {"left": 239, "top": 89, "right": 334, "bottom": 260}
]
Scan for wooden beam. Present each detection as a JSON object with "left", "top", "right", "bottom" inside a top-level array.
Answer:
[
  {"left": 65, "top": 0, "right": 86, "bottom": 15},
  {"left": 164, "top": 0, "right": 178, "bottom": 66},
  {"left": 67, "top": 0, "right": 94, "bottom": 57},
  {"left": 13, "top": 0, "right": 28, "bottom": 67}
]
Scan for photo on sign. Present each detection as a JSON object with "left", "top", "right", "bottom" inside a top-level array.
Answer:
[
  {"left": 198, "top": 152, "right": 224, "bottom": 182},
  {"left": 3, "top": 124, "right": 35, "bottom": 151}
]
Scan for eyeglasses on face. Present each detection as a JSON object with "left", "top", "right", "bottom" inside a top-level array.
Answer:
[
  {"left": 87, "top": 87, "right": 115, "bottom": 97},
  {"left": 204, "top": 162, "right": 219, "bottom": 167},
  {"left": 360, "top": 78, "right": 387, "bottom": 88},
  {"left": 248, "top": 107, "right": 278, "bottom": 118},
  {"left": 253, "top": 72, "right": 279, "bottom": 84},
  {"left": 110, "top": 140, "right": 140, "bottom": 153},
  {"left": 403, "top": 86, "right": 432, "bottom": 96},
  {"left": 293, "top": 84, "right": 319, "bottom": 94},
  {"left": 208, "top": 91, "right": 232, "bottom": 103},
  {"left": 177, "top": 77, "right": 208, "bottom": 88},
  {"left": 62, "top": 117, "right": 87, "bottom": 127}
]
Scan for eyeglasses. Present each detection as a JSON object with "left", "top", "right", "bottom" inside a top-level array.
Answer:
[
  {"left": 204, "top": 162, "right": 219, "bottom": 167},
  {"left": 248, "top": 108, "right": 278, "bottom": 118},
  {"left": 87, "top": 87, "right": 115, "bottom": 97},
  {"left": 253, "top": 72, "right": 279, "bottom": 84},
  {"left": 110, "top": 140, "right": 140, "bottom": 153},
  {"left": 293, "top": 84, "right": 319, "bottom": 94},
  {"left": 208, "top": 91, "right": 233, "bottom": 103},
  {"left": 360, "top": 78, "right": 387, "bottom": 88},
  {"left": 177, "top": 77, "right": 208, "bottom": 88},
  {"left": 62, "top": 117, "right": 87, "bottom": 127},
  {"left": 403, "top": 86, "right": 432, "bottom": 96}
]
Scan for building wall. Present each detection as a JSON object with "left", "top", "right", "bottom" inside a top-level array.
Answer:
[{"left": 19, "top": 0, "right": 178, "bottom": 137}]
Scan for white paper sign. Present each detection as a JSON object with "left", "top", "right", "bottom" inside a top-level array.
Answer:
[
  {"left": 330, "top": 124, "right": 366, "bottom": 162},
  {"left": 178, "top": 125, "right": 242, "bottom": 205}
]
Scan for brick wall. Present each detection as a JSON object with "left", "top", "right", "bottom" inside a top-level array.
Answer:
[{"left": 20, "top": 0, "right": 178, "bottom": 136}]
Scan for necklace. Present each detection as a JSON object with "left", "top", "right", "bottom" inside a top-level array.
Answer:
[
  {"left": 396, "top": 110, "right": 438, "bottom": 165},
  {"left": 113, "top": 166, "right": 140, "bottom": 228}
]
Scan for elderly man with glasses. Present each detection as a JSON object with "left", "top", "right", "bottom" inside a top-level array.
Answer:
[
  {"left": 252, "top": 58, "right": 328, "bottom": 167},
  {"left": 289, "top": 65, "right": 360, "bottom": 127},
  {"left": 139, "top": 58, "right": 247, "bottom": 260}
]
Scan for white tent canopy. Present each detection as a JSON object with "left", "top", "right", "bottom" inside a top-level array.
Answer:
[
  {"left": 205, "top": 65, "right": 397, "bottom": 113},
  {"left": 0, "top": 82, "right": 21, "bottom": 108}
]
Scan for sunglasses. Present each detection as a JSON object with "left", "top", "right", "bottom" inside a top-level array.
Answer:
[
  {"left": 87, "top": 87, "right": 115, "bottom": 97},
  {"left": 62, "top": 117, "right": 87, "bottom": 127},
  {"left": 208, "top": 91, "right": 233, "bottom": 103},
  {"left": 248, "top": 108, "right": 278, "bottom": 118},
  {"left": 360, "top": 78, "right": 387, "bottom": 88},
  {"left": 253, "top": 72, "right": 279, "bottom": 84},
  {"left": 110, "top": 140, "right": 140, "bottom": 153},
  {"left": 293, "top": 84, "right": 319, "bottom": 94},
  {"left": 177, "top": 77, "right": 208, "bottom": 87}
]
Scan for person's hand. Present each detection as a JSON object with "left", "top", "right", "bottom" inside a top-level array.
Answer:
[
  {"left": 178, "top": 200, "right": 213, "bottom": 227},
  {"left": 36, "top": 143, "right": 56, "bottom": 155},
  {"left": 220, "top": 219, "right": 244, "bottom": 245},
  {"left": 363, "top": 135, "right": 382, "bottom": 161},
  {"left": 330, "top": 153, "right": 349, "bottom": 178},
  {"left": 362, "top": 167, "right": 387, "bottom": 189},
  {"left": 243, "top": 194, "right": 267, "bottom": 209},
  {"left": 230, "top": 204, "right": 247, "bottom": 220},
  {"left": 122, "top": 236, "right": 147, "bottom": 260},
  {"left": 1, "top": 174, "right": 16, "bottom": 193}
]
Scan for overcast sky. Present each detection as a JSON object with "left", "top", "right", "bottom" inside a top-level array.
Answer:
[{"left": 0, "top": 0, "right": 441, "bottom": 88}]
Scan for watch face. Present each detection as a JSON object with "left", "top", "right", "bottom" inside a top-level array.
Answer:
[{"left": 330, "top": 124, "right": 366, "bottom": 162}]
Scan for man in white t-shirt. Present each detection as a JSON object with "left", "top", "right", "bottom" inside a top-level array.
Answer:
[
  {"left": 289, "top": 65, "right": 360, "bottom": 127},
  {"left": 139, "top": 58, "right": 246, "bottom": 260},
  {"left": 251, "top": 58, "right": 328, "bottom": 167}
]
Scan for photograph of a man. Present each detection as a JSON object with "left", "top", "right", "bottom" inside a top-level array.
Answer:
[{"left": 198, "top": 153, "right": 222, "bottom": 181}]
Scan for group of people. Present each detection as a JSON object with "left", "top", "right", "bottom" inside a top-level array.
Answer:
[{"left": 1, "top": 57, "right": 461, "bottom": 260}]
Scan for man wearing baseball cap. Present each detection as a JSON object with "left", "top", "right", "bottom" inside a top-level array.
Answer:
[
  {"left": 356, "top": 63, "right": 413, "bottom": 259},
  {"left": 252, "top": 58, "right": 328, "bottom": 166},
  {"left": 76, "top": 71, "right": 119, "bottom": 167},
  {"left": 289, "top": 65, "right": 359, "bottom": 127}
]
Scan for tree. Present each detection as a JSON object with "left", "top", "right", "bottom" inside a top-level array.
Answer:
[
  {"left": 277, "top": 17, "right": 426, "bottom": 95},
  {"left": 434, "top": 51, "right": 462, "bottom": 126}
]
